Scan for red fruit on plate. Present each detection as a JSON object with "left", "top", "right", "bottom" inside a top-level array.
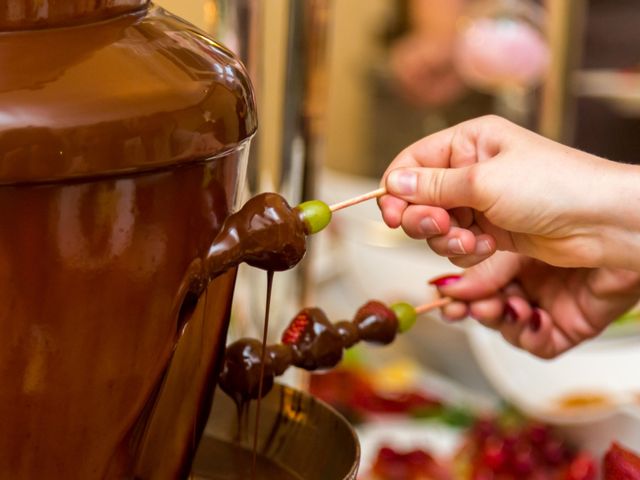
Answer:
[
  {"left": 565, "top": 452, "right": 597, "bottom": 480},
  {"left": 371, "top": 445, "right": 451, "bottom": 480},
  {"left": 481, "top": 436, "right": 507, "bottom": 471},
  {"left": 604, "top": 442, "right": 640, "bottom": 480}
]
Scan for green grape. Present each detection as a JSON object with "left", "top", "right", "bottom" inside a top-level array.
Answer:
[
  {"left": 391, "top": 302, "right": 417, "bottom": 333},
  {"left": 295, "top": 200, "right": 332, "bottom": 235}
]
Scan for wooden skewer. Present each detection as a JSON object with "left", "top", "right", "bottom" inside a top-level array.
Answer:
[
  {"left": 328, "top": 187, "right": 387, "bottom": 213},
  {"left": 414, "top": 297, "right": 452, "bottom": 315}
]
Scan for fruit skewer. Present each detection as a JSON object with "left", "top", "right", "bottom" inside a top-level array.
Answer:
[
  {"left": 295, "top": 187, "right": 387, "bottom": 234},
  {"left": 219, "top": 297, "right": 451, "bottom": 403},
  {"left": 328, "top": 187, "right": 387, "bottom": 212}
]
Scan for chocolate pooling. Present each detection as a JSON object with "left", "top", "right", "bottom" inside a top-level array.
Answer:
[{"left": 219, "top": 301, "right": 401, "bottom": 404}]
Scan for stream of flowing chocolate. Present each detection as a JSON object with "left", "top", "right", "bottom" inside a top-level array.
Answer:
[
  {"left": 203, "top": 192, "right": 309, "bottom": 478},
  {"left": 252, "top": 271, "right": 274, "bottom": 478}
]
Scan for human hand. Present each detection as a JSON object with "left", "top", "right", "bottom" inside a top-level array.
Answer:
[
  {"left": 389, "top": 34, "right": 466, "bottom": 107},
  {"left": 379, "top": 115, "right": 640, "bottom": 271},
  {"left": 429, "top": 251, "right": 640, "bottom": 358}
]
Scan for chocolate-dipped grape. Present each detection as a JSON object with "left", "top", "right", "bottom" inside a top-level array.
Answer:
[
  {"left": 353, "top": 301, "right": 398, "bottom": 345},
  {"left": 206, "top": 193, "right": 307, "bottom": 277},
  {"left": 218, "top": 339, "right": 274, "bottom": 404},
  {"left": 295, "top": 200, "right": 332, "bottom": 235},
  {"left": 281, "top": 308, "right": 344, "bottom": 370}
]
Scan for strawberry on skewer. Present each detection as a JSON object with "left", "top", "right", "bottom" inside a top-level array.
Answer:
[{"left": 219, "top": 296, "right": 450, "bottom": 404}]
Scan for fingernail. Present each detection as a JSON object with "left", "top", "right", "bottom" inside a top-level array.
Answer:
[
  {"left": 428, "top": 274, "right": 462, "bottom": 287},
  {"left": 504, "top": 302, "right": 518, "bottom": 323},
  {"left": 530, "top": 309, "right": 541, "bottom": 332},
  {"left": 420, "top": 217, "right": 441, "bottom": 235},
  {"left": 387, "top": 170, "right": 417, "bottom": 195},
  {"left": 448, "top": 238, "right": 466, "bottom": 254},
  {"left": 475, "top": 240, "right": 492, "bottom": 255}
]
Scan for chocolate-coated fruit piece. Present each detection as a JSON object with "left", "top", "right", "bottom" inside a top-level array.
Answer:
[
  {"left": 218, "top": 339, "right": 274, "bottom": 403},
  {"left": 353, "top": 301, "right": 398, "bottom": 345},
  {"left": 282, "top": 308, "right": 344, "bottom": 370}
]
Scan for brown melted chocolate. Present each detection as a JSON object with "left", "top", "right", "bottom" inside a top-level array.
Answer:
[
  {"left": 219, "top": 301, "right": 399, "bottom": 405},
  {"left": 0, "top": 2, "right": 261, "bottom": 479},
  {"left": 193, "top": 437, "right": 302, "bottom": 480},
  {"left": 252, "top": 271, "right": 275, "bottom": 478}
]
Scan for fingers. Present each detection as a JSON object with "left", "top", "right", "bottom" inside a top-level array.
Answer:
[
  {"left": 394, "top": 203, "right": 496, "bottom": 266},
  {"left": 378, "top": 116, "right": 510, "bottom": 229},
  {"left": 385, "top": 166, "right": 483, "bottom": 210},
  {"left": 398, "top": 204, "right": 451, "bottom": 239},
  {"left": 427, "top": 230, "right": 496, "bottom": 268},
  {"left": 382, "top": 115, "right": 506, "bottom": 174},
  {"left": 430, "top": 251, "right": 523, "bottom": 301},
  {"left": 378, "top": 194, "right": 407, "bottom": 229}
]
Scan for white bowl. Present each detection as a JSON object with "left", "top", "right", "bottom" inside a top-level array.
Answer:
[{"left": 468, "top": 323, "right": 640, "bottom": 455}]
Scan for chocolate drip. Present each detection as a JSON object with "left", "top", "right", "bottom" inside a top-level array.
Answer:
[{"left": 204, "top": 193, "right": 307, "bottom": 281}]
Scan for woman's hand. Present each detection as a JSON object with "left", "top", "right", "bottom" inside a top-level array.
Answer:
[
  {"left": 430, "top": 251, "right": 640, "bottom": 358},
  {"left": 389, "top": 34, "right": 466, "bottom": 107},
  {"left": 379, "top": 115, "right": 640, "bottom": 271}
]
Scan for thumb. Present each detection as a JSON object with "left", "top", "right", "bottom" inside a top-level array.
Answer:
[
  {"left": 386, "top": 166, "right": 479, "bottom": 209},
  {"left": 435, "top": 251, "right": 523, "bottom": 301}
]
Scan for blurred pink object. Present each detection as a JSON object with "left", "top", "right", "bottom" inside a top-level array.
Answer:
[{"left": 455, "top": 17, "right": 549, "bottom": 91}]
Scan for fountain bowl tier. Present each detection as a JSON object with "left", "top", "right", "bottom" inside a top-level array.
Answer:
[{"left": 193, "top": 383, "right": 360, "bottom": 480}]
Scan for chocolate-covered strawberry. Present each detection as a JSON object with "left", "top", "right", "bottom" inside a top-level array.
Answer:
[{"left": 281, "top": 308, "right": 343, "bottom": 370}]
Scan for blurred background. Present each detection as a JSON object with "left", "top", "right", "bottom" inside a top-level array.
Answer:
[{"left": 158, "top": 0, "right": 640, "bottom": 477}]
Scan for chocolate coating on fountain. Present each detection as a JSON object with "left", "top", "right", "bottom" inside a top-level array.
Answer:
[
  {"left": 288, "top": 308, "right": 344, "bottom": 371},
  {"left": 205, "top": 193, "right": 307, "bottom": 280},
  {"left": 218, "top": 339, "right": 274, "bottom": 404}
]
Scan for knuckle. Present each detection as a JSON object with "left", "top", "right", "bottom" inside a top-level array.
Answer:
[
  {"left": 420, "top": 168, "right": 446, "bottom": 205},
  {"left": 536, "top": 348, "right": 558, "bottom": 360},
  {"left": 480, "top": 114, "right": 507, "bottom": 127}
]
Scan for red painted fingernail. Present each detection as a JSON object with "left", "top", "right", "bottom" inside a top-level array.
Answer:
[
  {"left": 428, "top": 274, "right": 462, "bottom": 287},
  {"left": 504, "top": 303, "right": 518, "bottom": 323},
  {"left": 530, "top": 309, "right": 541, "bottom": 332}
]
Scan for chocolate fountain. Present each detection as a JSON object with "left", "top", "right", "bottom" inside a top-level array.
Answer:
[{"left": 0, "top": 1, "right": 257, "bottom": 478}]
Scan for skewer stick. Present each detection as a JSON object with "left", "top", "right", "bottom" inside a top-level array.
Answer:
[
  {"left": 328, "top": 187, "right": 387, "bottom": 213},
  {"left": 414, "top": 297, "right": 452, "bottom": 315}
]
